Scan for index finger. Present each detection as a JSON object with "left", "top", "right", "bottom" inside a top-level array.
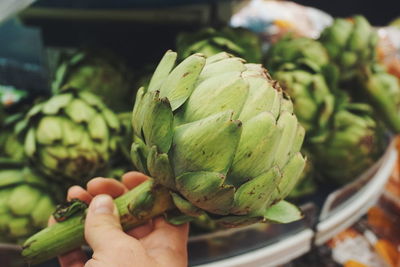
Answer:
[{"left": 122, "top": 171, "right": 149, "bottom": 190}]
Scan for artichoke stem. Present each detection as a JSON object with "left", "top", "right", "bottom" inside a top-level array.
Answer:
[{"left": 22, "top": 179, "right": 174, "bottom": 265}]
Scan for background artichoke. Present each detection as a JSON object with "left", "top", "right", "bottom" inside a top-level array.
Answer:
[
  {"left": 18, "top": 88, "right": 121, "bottom": 184},
  {"left": 265, "top": 37, "right": 335, "bottom": 136},
  {"left": 354, "top": 64, "right": 400, "bottom": 133},
  {"left": 319, "top": 15, "right": 378, "bottom": 81},
  {"left": 266, "top": 36, "right": 330, "bottom": 73},
  {"left": 309, "top": 101, "right": 383, "bottom": 185},
  {"left": 266, "top": 35, "right": 384, "bottom": 185},
  {"left": 22, "top": 51, "right": 306, "bottom": 264},
  {"left": 0, "top": 166, "right": 62, "bottom": 244},
  {"left": 176, "top": 27, "right": 262, "bottom": 63},
  {"left": 52, "top": 49, "right": 134, "bottom": 112}
]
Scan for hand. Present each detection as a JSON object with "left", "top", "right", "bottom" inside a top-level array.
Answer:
[{"left": 51, "top": 172, "right": 188, "bottom": 267}]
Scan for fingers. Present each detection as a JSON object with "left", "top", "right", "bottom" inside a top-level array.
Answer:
[
  {"left": 67, "top": 186, "right": 93, "bottom": 204},
  {"left": 122, "top": 172, "right": 148, "bottom": 190},
  {"left": 58, "top": 249, "right": 88, "bottom": 267},
  {"left": 84, "top": 194, "right": 140, "bottom": 253},
  {"left": 87, "top": 178, "right": 128, "bottom": 197}
]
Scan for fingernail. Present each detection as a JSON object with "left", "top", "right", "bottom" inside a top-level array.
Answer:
[{"left": 91, "top": 195, "right": 114, "bottom": 215}]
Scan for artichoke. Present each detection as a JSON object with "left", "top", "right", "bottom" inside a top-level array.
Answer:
[
  {"left": 0, "top": 113, "right": 25, "bottom": 162},
  {"left": 309, "top": 102, "right": 382, "bottom": 185},
  {"left": 266, "top": 36, "right": 330, "bottom": 73},
  {"left": 52, "top": 49, "right": 133, "bottom": 112},
  {"left": 265, "top": 36, "right": 335, "bottom": 136},
  {"left": 176, "top": 27, "right": 262, "bottom": 63},
  {"left": 131, "top": 50, "right": 305, "bottom": 226},
  {"left": 23, "top": 51, "right": 306, "bottom": 264},
  {"left": 18, "top": 88, "right": 121, "bottom": 184},
  {"left": 0, "top": 166, "right": 62, "bottom": 244},
  {"left": 354, "top": 64, "right": 400, "bottom": 133},
  {"left": 319, "top": 15, "right": 378, "bottom": 81}
]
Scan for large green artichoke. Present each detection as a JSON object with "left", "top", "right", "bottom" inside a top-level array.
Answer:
[
  {"left": 0, "top": 113, "right": 25, "bottom": 162},
  {"left": 265, "top": 37, "right": 335, "bottom": 136},
  {"left": 319, "top": 15, "right": 378, "bottom": 81},
  {"left": 309, "top": 102, "right": 382, "bottom": 184},
  {"left": 22, "top": 51, "right": 306, "bottom": 264},
  {"left": 131, "top": 50, "right": 306, "bottom": 226},
  {"left": 176, "top": 27, "right": 262, "bottom": 63},
  {"left": 52, "top": 49, "right": 133, "bottom": 112},
  {"left": 0, "top": 166, "right": 62, "bottom": 244},
  {"left": 18, "top": 88, "right": 121, "bottom": 184}
]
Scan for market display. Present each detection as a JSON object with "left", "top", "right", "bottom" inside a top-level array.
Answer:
[{"left": 0, "top": 1, "right": 399, "bottom": 266}]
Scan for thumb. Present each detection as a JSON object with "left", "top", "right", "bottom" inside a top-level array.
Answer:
[{"left": 84, "top": 194, "right": 129, "bottom": 252}]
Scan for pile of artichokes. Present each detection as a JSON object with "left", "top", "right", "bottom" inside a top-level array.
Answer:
[{"left": 265, "top": 15, "right": 399, "bottom": 190}]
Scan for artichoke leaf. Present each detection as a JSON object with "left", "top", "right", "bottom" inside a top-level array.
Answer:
[
  {"left": 65, "top": 99, "right": 97, "bottom": 124},
  {"left": 41, "top": 94, "right": 73, "bottom": 115},
  {"left": 272, "top": 152, "right": 306, "bottom": 201},
  {"left": 130, "top": 136, "right": 148, "bottom": 174},
  {"left": 159, "top": 53, "right": 206, "bottom": 111},
  {"left": 131, "top": 87, "right": 146, "bottom": 137},
  {"left": 239, "top": 77, "right": 280, "bottom": 122},
  {"left": 172, "top": 111, "right": 242, "bottom": 176},
  {"left": 170, "top": 192, "right": 203, "bottom": 217},
  {"left": 176, "top": 171, "right": 234, "bottom": 215},
  {"left": 263, "top": 200, "right": 303, "bottom": 223},
  {"left": 229, "top": 111, "right": 283, "bottom": 185},
  {"left": 142, "top": 91, "right": 174, "bottom": 153},
  {"left": 199, "top": 57, "right": 246, "bottom": 81},
  {"left": 274, "top": 112, "right": 299, "bottom": 168},
  {"left": 178, "top": 72, "right": 248, "bottom": 124},
  {"left": 147, "top": 146, "right": 175, "bottom": 189},
  {"left": 205, "top": 52, "right": 233, "bottom": 64},
  {"left": 231, "top": 166, "right": 282, "bottom": 216},
  {"left": 24, "top": 128, "right": 36, "bottom": 157},
  {"left": 148, "top": 50, "right": 177, "bottom": 92}
]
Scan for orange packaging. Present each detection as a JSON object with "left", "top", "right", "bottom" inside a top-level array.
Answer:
[
  {"left": 345, "top": 260, "right": 369, "bottom": 267},
  {"left": 374, "top": 239, "right": 399, "bottom": 267}
]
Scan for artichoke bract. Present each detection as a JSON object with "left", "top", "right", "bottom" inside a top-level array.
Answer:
[
  {"left": 176, "top": 27, "right": 262, "bottom": 63},
  {"left": 0, "top": 113, "right": 25, "bottom": 163},
  {"left": 319, "top": 15, "right": 378, "bottom": 81},
  {"left": 0, "top": 166, "right": 62, "bottom": 244},
  {"left": 22, "top": 51, "right": 306, "bottom": 264},
  {"left": 18, "top": 88, "right": 121, "bottom": 183},
  {"left": 288, "top": 150, "right": 316, "bottom": 199},
  {"left": 52, "top": 49, "right": 133, "bottom": 112}
]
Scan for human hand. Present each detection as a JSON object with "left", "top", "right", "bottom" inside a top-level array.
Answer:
[{"left": 51, "top": 172, "right": 188, "bottom": 267}]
